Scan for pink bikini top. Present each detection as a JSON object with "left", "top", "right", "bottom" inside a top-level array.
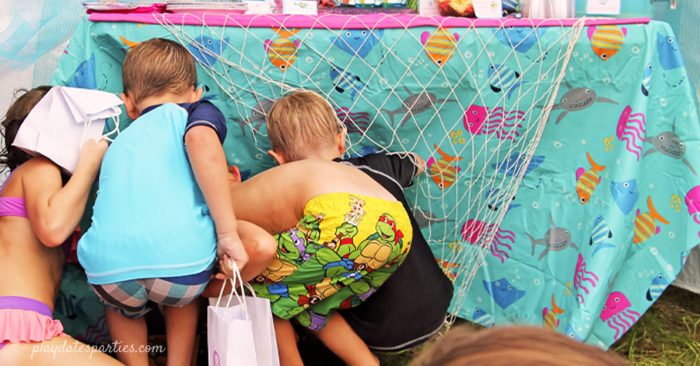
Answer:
[{"left": 0, "top": 173, "right": 27, "bottom": 218}]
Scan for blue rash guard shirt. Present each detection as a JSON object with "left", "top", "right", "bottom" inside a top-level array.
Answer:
[{"left": 78, "top": 101, "right": 227, "bottom": 284}]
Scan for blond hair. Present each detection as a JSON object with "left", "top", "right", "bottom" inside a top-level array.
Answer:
[
  {"left": 411, "top": 325, "right": 627, "bottom": 366},
  {"left": 122, "top": 38, "right": 197, "bottom": 102},
  {"left": 266, "top": 90, "right": 342, "bottom": 162}
]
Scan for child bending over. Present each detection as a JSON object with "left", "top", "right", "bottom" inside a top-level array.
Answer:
[
  {"left": 78, "top": 38, "right": 275, "bottom": 366},
  {"left": 208, "top": 91, "right": 415, "bottom": 365},
  {"left": 267, "top": 91, "right": 454, "bottom": 353},
  {"left": 0, "top": 87, "right": 120, "bottom": 365}
]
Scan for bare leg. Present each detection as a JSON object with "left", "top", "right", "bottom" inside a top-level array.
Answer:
[
  {"left": 316, "top": 313, "right": 378, "bottom": 366},
  {"left": 104, "top": 307, "right": 149, "bottom": 366},
  {"left": 0, "top": 335, "right": 124, "bottom": 365},
  {"left": 162, "top": 299, "right": 200, "bottom": 366},
  {"left": 274, "top": 317, "right": 303, "bottom": 366}
]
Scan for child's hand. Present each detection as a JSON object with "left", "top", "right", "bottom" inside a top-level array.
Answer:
[
  {"left": 215, "top": 234, "right": 249, "bottom": 279},
  {"left": 78, "top": 138, "right": 109, "bottom": 169}
]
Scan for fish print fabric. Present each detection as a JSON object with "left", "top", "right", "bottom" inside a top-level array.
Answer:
[{"left": 53, "top": 18, "right": 699, "bottom": 349}]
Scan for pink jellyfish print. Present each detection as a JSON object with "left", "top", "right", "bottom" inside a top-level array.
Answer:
[
  {"left": 600, "top": 291, "right": 641, "bottom": 341},
  {"left": 463, "top": 105, "right": 524, "bottom": 141},
  {"left": 685, "top": 186, "right": 700, "bottom": 225},
  {"left": 616, "top": 106, "right": 647, "bottom": 160},
  {"left": 685, "top": 186, "right": 700, "bottom": 239},
  {"left": 573, "top": 253, "right": 599, "bottom": 304},
  {"left": 461, "top": 218, "right": 516, "bottom": 263}
]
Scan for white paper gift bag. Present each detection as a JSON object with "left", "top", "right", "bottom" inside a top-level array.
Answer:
[
  {"left": 208, "top": 266, "right": 280, "bottom": 366},
  {"left": 12, "top": 86, "right": 122, "bottom": 173}
]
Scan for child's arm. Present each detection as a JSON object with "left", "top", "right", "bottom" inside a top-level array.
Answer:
[
  {"left": 407, "top": 152, "right": 425, "bottom": 176},
  {"left": 24, "top": 139, "right": 108, "bottom": 247},
  {"left": 185, "top": 127, "right": 248, "bottom": 275},
  {"left": 201, "top": 220, "right": 276, "bottom": 298}
]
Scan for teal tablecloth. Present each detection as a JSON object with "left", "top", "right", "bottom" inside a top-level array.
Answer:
[{"left": 52, "top": 14, "right": 700, "bottom": 348}]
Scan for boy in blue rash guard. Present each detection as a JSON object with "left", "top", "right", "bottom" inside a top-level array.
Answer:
[{"left": 78, "top": 38, "right": 276, "bottom": 366}]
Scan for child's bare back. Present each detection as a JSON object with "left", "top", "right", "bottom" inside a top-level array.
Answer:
[{"left": 231, "top": 159, "right": 398, "bottom": 233}]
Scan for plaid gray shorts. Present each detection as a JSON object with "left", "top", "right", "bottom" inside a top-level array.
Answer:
[{"left": 91, "top": 270, "right": 211, "bottom": 318}]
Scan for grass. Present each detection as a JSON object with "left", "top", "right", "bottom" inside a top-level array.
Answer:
[
  {"left": 378, "top": 286, "right": 700, "bottom": 366},
  {"left": 612, "top": 286, "right": 700, "bottom": 366}
]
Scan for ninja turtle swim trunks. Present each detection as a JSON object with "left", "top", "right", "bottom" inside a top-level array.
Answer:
[{"left": 251, "top": 192, "right": 413, "bottom": 331}]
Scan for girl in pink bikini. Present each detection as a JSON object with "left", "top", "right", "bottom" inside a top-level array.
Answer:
[{"left": 0, "top": 87, "right": 121, "bottom": 365}]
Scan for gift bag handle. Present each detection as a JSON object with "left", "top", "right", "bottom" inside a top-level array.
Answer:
[{"left": 214, "top": 260, "right": 257, "bottom": 319}]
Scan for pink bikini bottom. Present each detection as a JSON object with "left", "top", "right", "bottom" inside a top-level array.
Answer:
[{"left": 0, "top": 296, "right": 64, "bottom": 352}]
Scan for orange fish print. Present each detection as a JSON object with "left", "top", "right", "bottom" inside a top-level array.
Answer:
[
  {"left": 420, "top": 28, "right": 460, "bottom": 66},
  {"left": 264, "top": 28, "right": 301, "bottom": 71},
  {"left": 427, "top": 144, "right": 463, "bottom": 190},
  {"left": 587, "top": 25, "right": 627, "bottom": 61},
  {"left": 119, "top": 35, "right": 139, "bottom": 48},
  {"left": 543, "top": 295, "right": 564, "bottom": 330},
  {"left": 634, "top": 196, "right": 669, "bottom": 244},
  {"left": 436, "top": 259, "right": 459, "bottom": 280},
  {"left": 575, "top": 152, "right": 605, "bottom": 205}
]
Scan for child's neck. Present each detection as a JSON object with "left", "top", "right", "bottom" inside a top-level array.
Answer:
[
  {"left": 306, "top": 148, "right": 343, "bottom": 161},
  {"left": 135, "top": 93, "right": 196, "bottom": 115}
]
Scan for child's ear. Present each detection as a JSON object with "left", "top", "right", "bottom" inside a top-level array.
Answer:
[
  {"left": 193, "top": 86, "right": 204, "bottom": 102},
  {"left": 335, "top": 131, "right": 346, "bottom": 157},
  {"left": 120, "top": 93, "right": 140, "bottom": 120},
  {"left": 229, "top": 165, "right": 242, "bottom": 183},
  {"left": 267, "top": 149, "right": 287, "bottom": 165}
]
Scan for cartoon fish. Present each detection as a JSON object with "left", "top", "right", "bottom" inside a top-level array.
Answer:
[
  {"left": 610, "top": 179, "right": 639, "bottom": 215},
  {"left": 646, "top": 273, "right": 669, "bottom": 301},
  {"left": 657, "top": 34, "right": 684, "bottom": 70},
  {"left": 525, "top": 214, "right": 578, "bottom": 260},
  {"left": 119, "top": 35, "right": 139, "bottom": 48},
  {"left": 187, "top": 35, "right": 227, "bottom": 67},
  {"left": 575, "top": 152, "right": 605, "bottom": 205},
  {"left": 590, "top": 214, "right": 615, "bottom": 257},
  {"left": 66, "top": 54, "right": 96, "bottom": 89},
  {"left": 381, "top": 86, "right": 456, "bottom": 127},
  {"left": 488, "top": 64, "right": 524, "bottom": 99},
  {"left": 330, "top": 67, "right": 365, "bottom": 102},
  {"left": 331, "top": 29, "right": 384, "bottom": 58},
  {"left": 426, "top": 144, "right": 463, "bottom": 190},
  {"left": 437, "top": 259, "right": 459, "bottom": 280},
  {"left": 472, "top": 308, "right": 494, "bottom": 327},
  {"left": 491, "top": 153, "right": 545, "bottom": 177},
  {"left": 543, "top": 295, "right": 564, "bottom": 330},
  {"left": 483, "top": 278, "right": 526, "bottom": 310},
  {"left": 494, "top": 27, "right": 547, "bottom": 53},
  {"left": 634, "top": 196, "right": 669, "bottom": 244},
  {"left": 587, "top": 25, "right": 627, "bottom": 61},
  {"left": 552, "top": 82, "right": 618, "bottom": 124},
  {"left": 644, "top": 130, "right": 696, "bottom": 176},
  {"left": 420, "top": 28, "right": 460, "bottom": 66},
  {"left": 641, "top": 63, "right": 652, "bottom": 96},
  {"left": 264, "top": 28, "right": 300, "bottom": 71},
  {"left": 484, "top": 188, "right": 520, "bottom": 213}
]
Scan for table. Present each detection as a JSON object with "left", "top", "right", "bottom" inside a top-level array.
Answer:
[{"left": 53, "top": 12, "right": 700, "bottom": 348}]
